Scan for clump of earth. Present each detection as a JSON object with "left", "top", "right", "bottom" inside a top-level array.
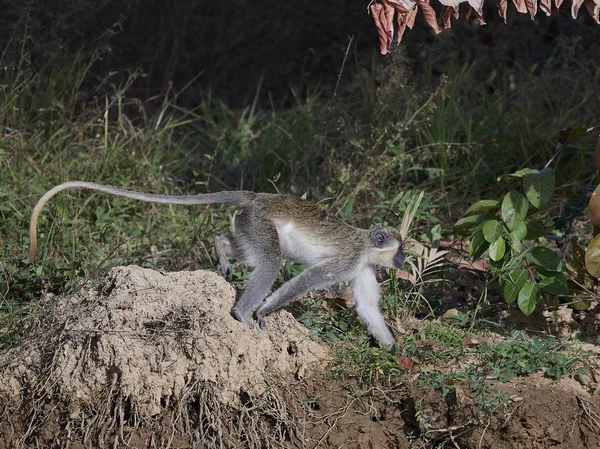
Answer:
[{"left": 0, "top": 266, "right": 329, "bottom": 448}]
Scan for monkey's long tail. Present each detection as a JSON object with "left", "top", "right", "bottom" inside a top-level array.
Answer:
[{"left": 28, "top": 181, "right": 255, "bottom": 260}]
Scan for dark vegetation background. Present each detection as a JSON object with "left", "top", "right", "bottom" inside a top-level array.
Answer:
[{"left": 1, "top": 0, "right": 599, "bottom": 306}]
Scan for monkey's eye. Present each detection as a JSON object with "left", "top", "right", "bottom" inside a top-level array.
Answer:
[{"left": 374, "top": 232, "right": 386, "bottom": 248}]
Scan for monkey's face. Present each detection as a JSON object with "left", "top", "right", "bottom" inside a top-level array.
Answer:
[{"left": 368, "top": 225, "right": 405, "bottom": 269}]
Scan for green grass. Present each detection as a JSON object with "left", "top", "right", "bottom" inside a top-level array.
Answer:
[{"left": 1, "top": 13, "right": 599, "bottom": 352}]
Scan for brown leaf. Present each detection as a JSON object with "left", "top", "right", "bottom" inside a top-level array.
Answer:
[
  {"left": 322, "top": 290, "right": 335, "bottom": 299},
  {"left": 524, "top": 0, "right": 538, "bottom": 18},
  {"left": 338, "top": 287, "right": 354, "bottom": 305},
  {"left": 539, "top": 0, "right": 553, "bottom": 15},
  {"left": 395, "top": 17, "right": 409, "bottom": 44},
  {"left": 446, "top": 253, "right": 489, "bottom": 271},
  {"left": 497, "top": 0, "right": 508, "bottom": 21},
  {"left": 396, "top": 355, "right": 415, "bottom": 369},
  {"left": 512, "top": 0, "right": 529, "bottom": 13},
  {"left": 571, "top": 0, "right": 585, "bottom": 18},
  {"left": 462, "top": 337, "right": 480, "bottom": 347},
  {"left": 584, "top": 0, "right": 600, "bottom": 22},
  {"left": 396, "top": 6, "right": 418, "bottom": 44},
  {"left": 417, "top": 0, "right": 441, "bottom": 34},
  {"left": 386, "top": 0, "right": 418, "bottom": 44},
  {"left": 464, "top": 1, "right": 486, "bottom": 24},
  {"left": 442, "top": 5, "right": 460, "bottom": 28},
  {"left": 555, "top": 0, "right": 564, "bottom": 7},
  {"left": 386, "top": 0, "right": 418, "bottom": 13},
  {"left": 406, "top": 4, "right": 418, "bottom": 27},
  {"left": 442, "top": 308, "right": 460, "bottom": 319},
  {"left": 468, "top": 0, "right": 485, "bottom": 16},
  {"left": 395, "top": 269, "right": 417, "bottom": 286},
  {"left": 370, "top": 2, "right": 394, "bottom": 55}
]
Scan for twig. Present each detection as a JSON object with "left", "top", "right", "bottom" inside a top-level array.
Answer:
[
  {"left": 332, "top": 35, "right": 354, "bottom": 100},
  {"left": 312, "top": 397, "right": 357, "bottom": 448},
  {"left": 477, "top": 418, "right": 491, "bottom": 449}
]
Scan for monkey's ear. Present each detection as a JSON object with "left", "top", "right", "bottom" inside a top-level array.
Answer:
[{"left": 372, "top": 231, "right": 387, "bottom": 248}]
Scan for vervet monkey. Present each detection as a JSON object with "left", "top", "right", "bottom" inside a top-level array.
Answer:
[{"left": 29, "top": 182, "right": 405, "bottom": 346}]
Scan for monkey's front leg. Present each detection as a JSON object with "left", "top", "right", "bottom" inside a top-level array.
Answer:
[
  {"left": 351, "top": 268, "right": 395, "bottom": 347},
  {"left": 256, "top": 264, "right": 339, "bottom": 329}
]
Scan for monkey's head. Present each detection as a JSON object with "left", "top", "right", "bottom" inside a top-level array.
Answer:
[{"left": 368, "top": 225, "right": 405, "bottom": 269}]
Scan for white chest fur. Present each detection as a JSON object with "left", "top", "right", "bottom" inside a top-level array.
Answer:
[{"left": 275, "top": 221, "right": 332, "bottom": 265}]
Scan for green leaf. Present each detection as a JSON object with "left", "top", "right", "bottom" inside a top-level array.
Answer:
[
  {"left": 497, "top": 168, "right": 535, "bottom": 183},
  {"left": 454, "top": 215, "right": 485, "bottom": 236},
  {"left": 517, "top": 282, "right": 541, "bottom": 315},
  {"left": 465, "top": 200, "right": 500, "bottom": 216},
  {"left": 501, "top": 191, "right": 529, "bottom": 231},
  {"left": 489, "top": 237, "right": 506, "bottom": 262},
  {"left": 537, "top": 269, "right": 569, "bottom": 295},
  {"left": 524, "top": 219, "right": 554, "bottom": 240},
  {"left": 526, "top": 247, "right": 562, "bottom": 272},
  {"left": 502, "top": 269, "right": 528, "bottom": 305},
  {"left": 522, "top": 168, "right": 555, "bottom": 209},
  {"left": 510, "top": 221, "right": 528, "bottom": 241},
  {"left": 585, "top": 234, "right": 600, "bottom": 278},
  {"left": 482, "top": 220, "right": 503, "bottom": 243},
  {"left": 469, "top": 231, "right": 489, "bottom": 259}
]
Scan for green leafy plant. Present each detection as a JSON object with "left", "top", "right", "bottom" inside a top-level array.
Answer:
[
  {"left": 482, "top": 332, "right": 588, "bottom": 382},
  {"left": 455, "top": 127, "right": 600, "bottom": 315}
]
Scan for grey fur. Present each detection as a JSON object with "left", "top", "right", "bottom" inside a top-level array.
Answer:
[{"left": 29, "top": 181, "right": 405, "bottom": 347}]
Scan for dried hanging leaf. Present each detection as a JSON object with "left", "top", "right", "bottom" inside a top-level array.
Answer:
[
  {"left": 369, "top": 0, "right": 599, "bottom": 54},
  {"left": 417, "top": 0, "right": 441, "bottom": 34},
  {"left": 406, "top": 4, "right": 418, "bottom": 26},
  {"left": 370, "top": 2, "right": 395, "bottom": 55},
  {"left": 442, "top": 5, "right": 460, "bottom": 28},
  {"left": 512, "top": 0, "right": 529, "bottom": 13},
  {"left": 387, "top": 0, "right": 418, "bottom": 12},
  {"left": 438, "top": 0, "right": 463, "bottom": 7},
  {"left": 497, "top": 0, "right": 508, "bottom": 21},
  {"left": 572, "top": 0, "right": 585, "bottom": 18},
  {"left": 468, "top": 0, "right": 485, "bottom": 17},
  {"left": 585, "top": 0, "right": 600, "bottom": 22},
  {"left": 540, "top": 0, "right": 552, "bottom": 15},
  {"left": 397, "top": 6, "right": 418, "bottom": 44},
  {"left": 465, "top": 3, "right": 487, "bottom": 24},
  {"left": 524, "top": 0, "right": 538, "bottom": 18}
]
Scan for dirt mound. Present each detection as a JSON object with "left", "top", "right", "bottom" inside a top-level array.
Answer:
[
  {"left": 0, "top": 266, "right": 328, "bottom": 448},
  {"left": 2, "top": 266, "right": 599, "bottom": 449}
]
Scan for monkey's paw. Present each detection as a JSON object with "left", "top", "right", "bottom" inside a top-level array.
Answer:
[
  {"left": 219, "top": 265, "right": 233, "bottom": 282},
  {"left": 232, "top": 308, "right": 255, "bottom": 329},
  {"left": 256, "top": 314, "right": 268, "bottom": 330}
]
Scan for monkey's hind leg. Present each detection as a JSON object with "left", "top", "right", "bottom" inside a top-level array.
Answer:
[
  {"left": 255, "top": 264, "right": 339, "bottom": 329},
  {"left": 232, "top": 261, "right": 280, "bottom": 328},
  {"left": 215, "top": 234, "right": 234, "bottom": 281},
  {"left": 229, "top": 215, "right": 282, "bottom": 328}
]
